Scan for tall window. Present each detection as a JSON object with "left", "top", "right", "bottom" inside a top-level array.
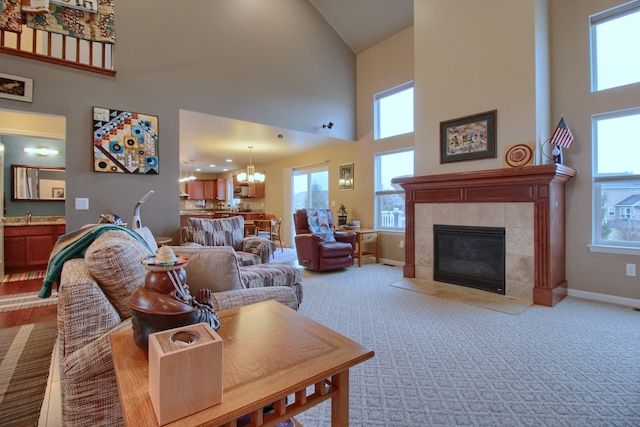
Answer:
[
  {"left": 374, "top": 82, "right": 414, "bottom": 140},
  {"left": 292, "top": 165, "right": 328, "bottom": 211},
  {"left": 374, "top": 149, "right": 414, "bottom": 230},
  {"left": 590, "top": 1, "right": 640, "bottom": 91},
  {"left": 592, "top": 108, "right": 640, "bottom": 249}
]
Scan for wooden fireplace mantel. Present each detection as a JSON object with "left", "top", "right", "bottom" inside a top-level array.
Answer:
[{"left": 392, "top": 164, "right": 576, "bottom": 307}]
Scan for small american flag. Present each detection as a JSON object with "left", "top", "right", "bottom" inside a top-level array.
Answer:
[{"left": 549, "top": 117, "right": 574, "bottom": 149}]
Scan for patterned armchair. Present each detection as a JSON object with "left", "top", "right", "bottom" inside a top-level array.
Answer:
[
  {"left": 181, "top": 216, "right": 275, "bottom": 265},
  {"left": 293, "top": 208, "right": 356, "bottom": 271}
]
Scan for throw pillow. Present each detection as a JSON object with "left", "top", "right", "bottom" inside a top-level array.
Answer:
[
  {"left": 84, "top": 230, "right": 153, "bottom": 319},
  {"left": 170, "top": 246, "right": 243, "bottom": 294}
]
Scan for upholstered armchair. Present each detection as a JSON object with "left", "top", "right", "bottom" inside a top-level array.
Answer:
[
  {"left": 293, "top": 208, "right": 356, "bottom": 271},
  {"left": 181, "top": 216, "right": 275, "bottom": 265}
]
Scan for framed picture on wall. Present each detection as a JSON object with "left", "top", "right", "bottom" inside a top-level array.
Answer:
[
  {"left": 440, "top": 110, "right": 497, "bottom": 163},
  {"left": 92, "top": 106, "right": 159, "bottom": 174},
  {"left": 52, "top": 188, "right": 65, "bottom": 199},
  {"left": 0, "top": 72, "right": 33, "bottom": 103},
  {"left": 339, "top": 163, "right": 354, "bottom": 191}
]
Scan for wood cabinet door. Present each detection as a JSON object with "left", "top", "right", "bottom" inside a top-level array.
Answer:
[
  {"left": 215, "top": 178, "right": 227, "bottom": 200},
  {"left": 203, "top": 180, "right": 216, "bottom": 200},
  {"left": 187, "top": 180, "right": 204, "bottom": 200},
  {"left": 4, "top": 236, "right": 27, "bottom": 268},
  {"left": 26, "top": 235, "right": 57, "bottom": 266},
  {"left": 248, "top": 182, "right": 265, "bottom": 198}
]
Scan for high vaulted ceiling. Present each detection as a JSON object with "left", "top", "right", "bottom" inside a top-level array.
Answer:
[
  {"left": 308, "top": 0, "right": 413, "bottom": 54},
  {"left": 180, "top": 1, "right": 414, "bottom": 174}
]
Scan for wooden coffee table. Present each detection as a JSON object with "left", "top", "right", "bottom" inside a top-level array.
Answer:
[{"left": 111, "top": 300, "right": 374, "bottom": 427}]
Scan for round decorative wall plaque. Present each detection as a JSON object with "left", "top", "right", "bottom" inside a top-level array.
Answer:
[{"left": 504, "top": 143, "right": 533, "bottom": 167}]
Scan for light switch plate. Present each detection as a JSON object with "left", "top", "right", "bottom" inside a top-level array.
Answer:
[{"left": 75, "top": 198, "right": 89, "bottom": 210}]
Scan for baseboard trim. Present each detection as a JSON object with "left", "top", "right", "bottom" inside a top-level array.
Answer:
[
  {"left": 379, "top": 258, "right": 404, "bottom": 267},
  {"left": 567, "top": 289, "right": 640, "bottom": 309}
]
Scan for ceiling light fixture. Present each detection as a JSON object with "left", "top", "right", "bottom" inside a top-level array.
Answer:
[
  {"left": 236, "top": 146, "right": 265, "bottom": 183},
  {"left": 179, "top": 161, "right": 197, "bottom": 182},
  {"left": 24, "top": 147, "right": 59, "bottom": 156}
]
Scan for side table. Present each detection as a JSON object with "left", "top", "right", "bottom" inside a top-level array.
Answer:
[
  {"left": 353, "top": 229, "right": 379, "bottom": 267},
  {"left": 110, "top": 300, "right": 374, "bottom": 427},
  {"left": 154, "top": 236, "right": 173, "bottom": 246}
]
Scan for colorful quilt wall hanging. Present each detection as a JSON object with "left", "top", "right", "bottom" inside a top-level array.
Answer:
[
  {"left": 0, "top": 0, "right": 22, "bottom": 33},
  {"left": 93, "top": 106, "right": 159, "bottom": 175},
  {"left": 23, "top": 0, "right": 114, "bottom": 43}
]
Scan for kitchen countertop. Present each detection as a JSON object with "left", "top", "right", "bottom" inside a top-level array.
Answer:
[{"left": 4, "top": 215, "right": 66, "bottom": 226}]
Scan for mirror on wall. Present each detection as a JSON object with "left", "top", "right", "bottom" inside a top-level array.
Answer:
[{"left": 12, "top": 164, "right": 66, "bottom": 201}]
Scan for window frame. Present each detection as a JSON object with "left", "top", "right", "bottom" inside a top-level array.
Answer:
[
  {"left": 373, "top": 81, "right": 415, "bottom": 140},
  {"left": 590, "top": 107, "right": 640, "bottom": 253},
  {"left": 374, "top": 148, "right": 414, "bottom": 231},
  {"left": 292, "top": 164, "right": 329, "bottom": 211},
  {"left": 590, "top": 0, "right": 640, "bottom": 92}
]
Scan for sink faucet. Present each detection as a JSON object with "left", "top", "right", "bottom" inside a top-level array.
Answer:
[{"left": 26, "top": 211, "right": 32, "bottom": 223}]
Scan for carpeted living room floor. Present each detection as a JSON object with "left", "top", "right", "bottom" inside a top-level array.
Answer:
[{"left": 295, "top": 263, "right": 640, "bottom": 427}]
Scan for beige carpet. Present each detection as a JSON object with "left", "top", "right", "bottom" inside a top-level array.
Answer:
[
  {"left": 296, "top": 264, "right": 640, "bottom": 426},
  {"left": 390, "top": 278, "right": 532, "bottom": 315},
  {"left": 271, "top": 247, "right": 298, "bottom": 264}
]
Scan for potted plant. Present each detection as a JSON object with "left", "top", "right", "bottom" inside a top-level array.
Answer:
[{"left": 337, "top": 203, "right": 348, "bottom": 226}]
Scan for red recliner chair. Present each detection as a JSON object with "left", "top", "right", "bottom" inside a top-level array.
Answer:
[{"left": 293, "top": 209, "right": 356, "bottom": 271}]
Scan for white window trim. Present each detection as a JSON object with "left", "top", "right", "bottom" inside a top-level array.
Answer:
[
  {"left": 590, "top": 0, "right": 640, "bottom": 92},
  {"left": 588, "top": 245, "right": 640, "bottom": 256},
  {"left": 592, "top": 108, "right": 640, "bottom": 252},
  {"left": 374, "top": 81, "right": 414, "bottom": 140},
  {"left": 374, "top": 148, "right": 413, "bottom": 230}
]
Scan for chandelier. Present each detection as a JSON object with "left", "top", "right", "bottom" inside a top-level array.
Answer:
[
  {"left": 237, "top": 146, "right": 265, "bottom": 183},
  {"left": 179, "top": 160, "right": 197, "bottom": 183}
]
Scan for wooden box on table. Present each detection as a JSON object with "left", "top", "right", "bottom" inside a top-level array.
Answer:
[{"left": 148, "top": 323, "right": 223, "bottom": 425}]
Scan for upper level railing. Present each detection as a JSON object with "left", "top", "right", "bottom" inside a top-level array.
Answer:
[{"left": 0, "top": 25, "right": 115, "bottom": 76}]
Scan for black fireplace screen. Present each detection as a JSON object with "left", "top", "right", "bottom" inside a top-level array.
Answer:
[{"left": 433, "top": 224, "right": 506, "bottom": 294}]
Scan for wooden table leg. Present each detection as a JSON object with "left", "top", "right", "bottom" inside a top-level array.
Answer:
[{"left": 331, "top": 370, "right": 349, "bottom": 427}]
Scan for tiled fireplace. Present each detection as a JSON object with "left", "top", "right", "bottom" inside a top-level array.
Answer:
[{"left": 393, "top": 164, "right": 576, "bottom": 307}]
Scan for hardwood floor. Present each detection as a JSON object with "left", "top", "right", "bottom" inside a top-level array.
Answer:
[{"left": 0, "top": 278, "right": 57, "bottom": 328}]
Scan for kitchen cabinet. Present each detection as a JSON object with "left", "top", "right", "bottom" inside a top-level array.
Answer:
[
  {"left": 247, "top": 182, "right": 265, "bottom": 198},
  {"left": 203, "top": 180, "right": 215, "bottom": 200},
  {"left": 215, "top": 178, "right": 227, "bottom": 200},
  {"left": 186, "top": 180, "right": 204, "bottom": 200},
  {"left": 232, "top": 175, "right": 264, "bottom": 199},
  {"left": 188, "top": 179, "right": 227, "bottom": 200},
  {"left": 4, "top": 224, "right": 66, "bottom": 272}
]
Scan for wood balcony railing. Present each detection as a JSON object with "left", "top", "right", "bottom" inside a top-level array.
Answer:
[{"left": 0, "top": 25, "right": 115, "bottom": 76}]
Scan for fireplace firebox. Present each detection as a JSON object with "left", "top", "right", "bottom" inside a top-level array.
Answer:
[{"left": 434, "top": 225, "right": 506, "bottom": 294}]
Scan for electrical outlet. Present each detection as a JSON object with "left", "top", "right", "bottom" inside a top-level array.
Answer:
[
  {"left": 626, "top": 263, "right": 636, "bottom": 277},
  {"left": 399, "top": 240, "right": 405, "bottom": 249}
]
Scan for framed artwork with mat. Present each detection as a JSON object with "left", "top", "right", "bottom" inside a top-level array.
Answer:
[{"left": 92, "top": 106, "right": 159, "bottom": 174}]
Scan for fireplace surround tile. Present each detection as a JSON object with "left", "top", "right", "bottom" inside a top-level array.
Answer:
[{"left": 415, "top": 202, "right": 534, "bottom": 302}]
